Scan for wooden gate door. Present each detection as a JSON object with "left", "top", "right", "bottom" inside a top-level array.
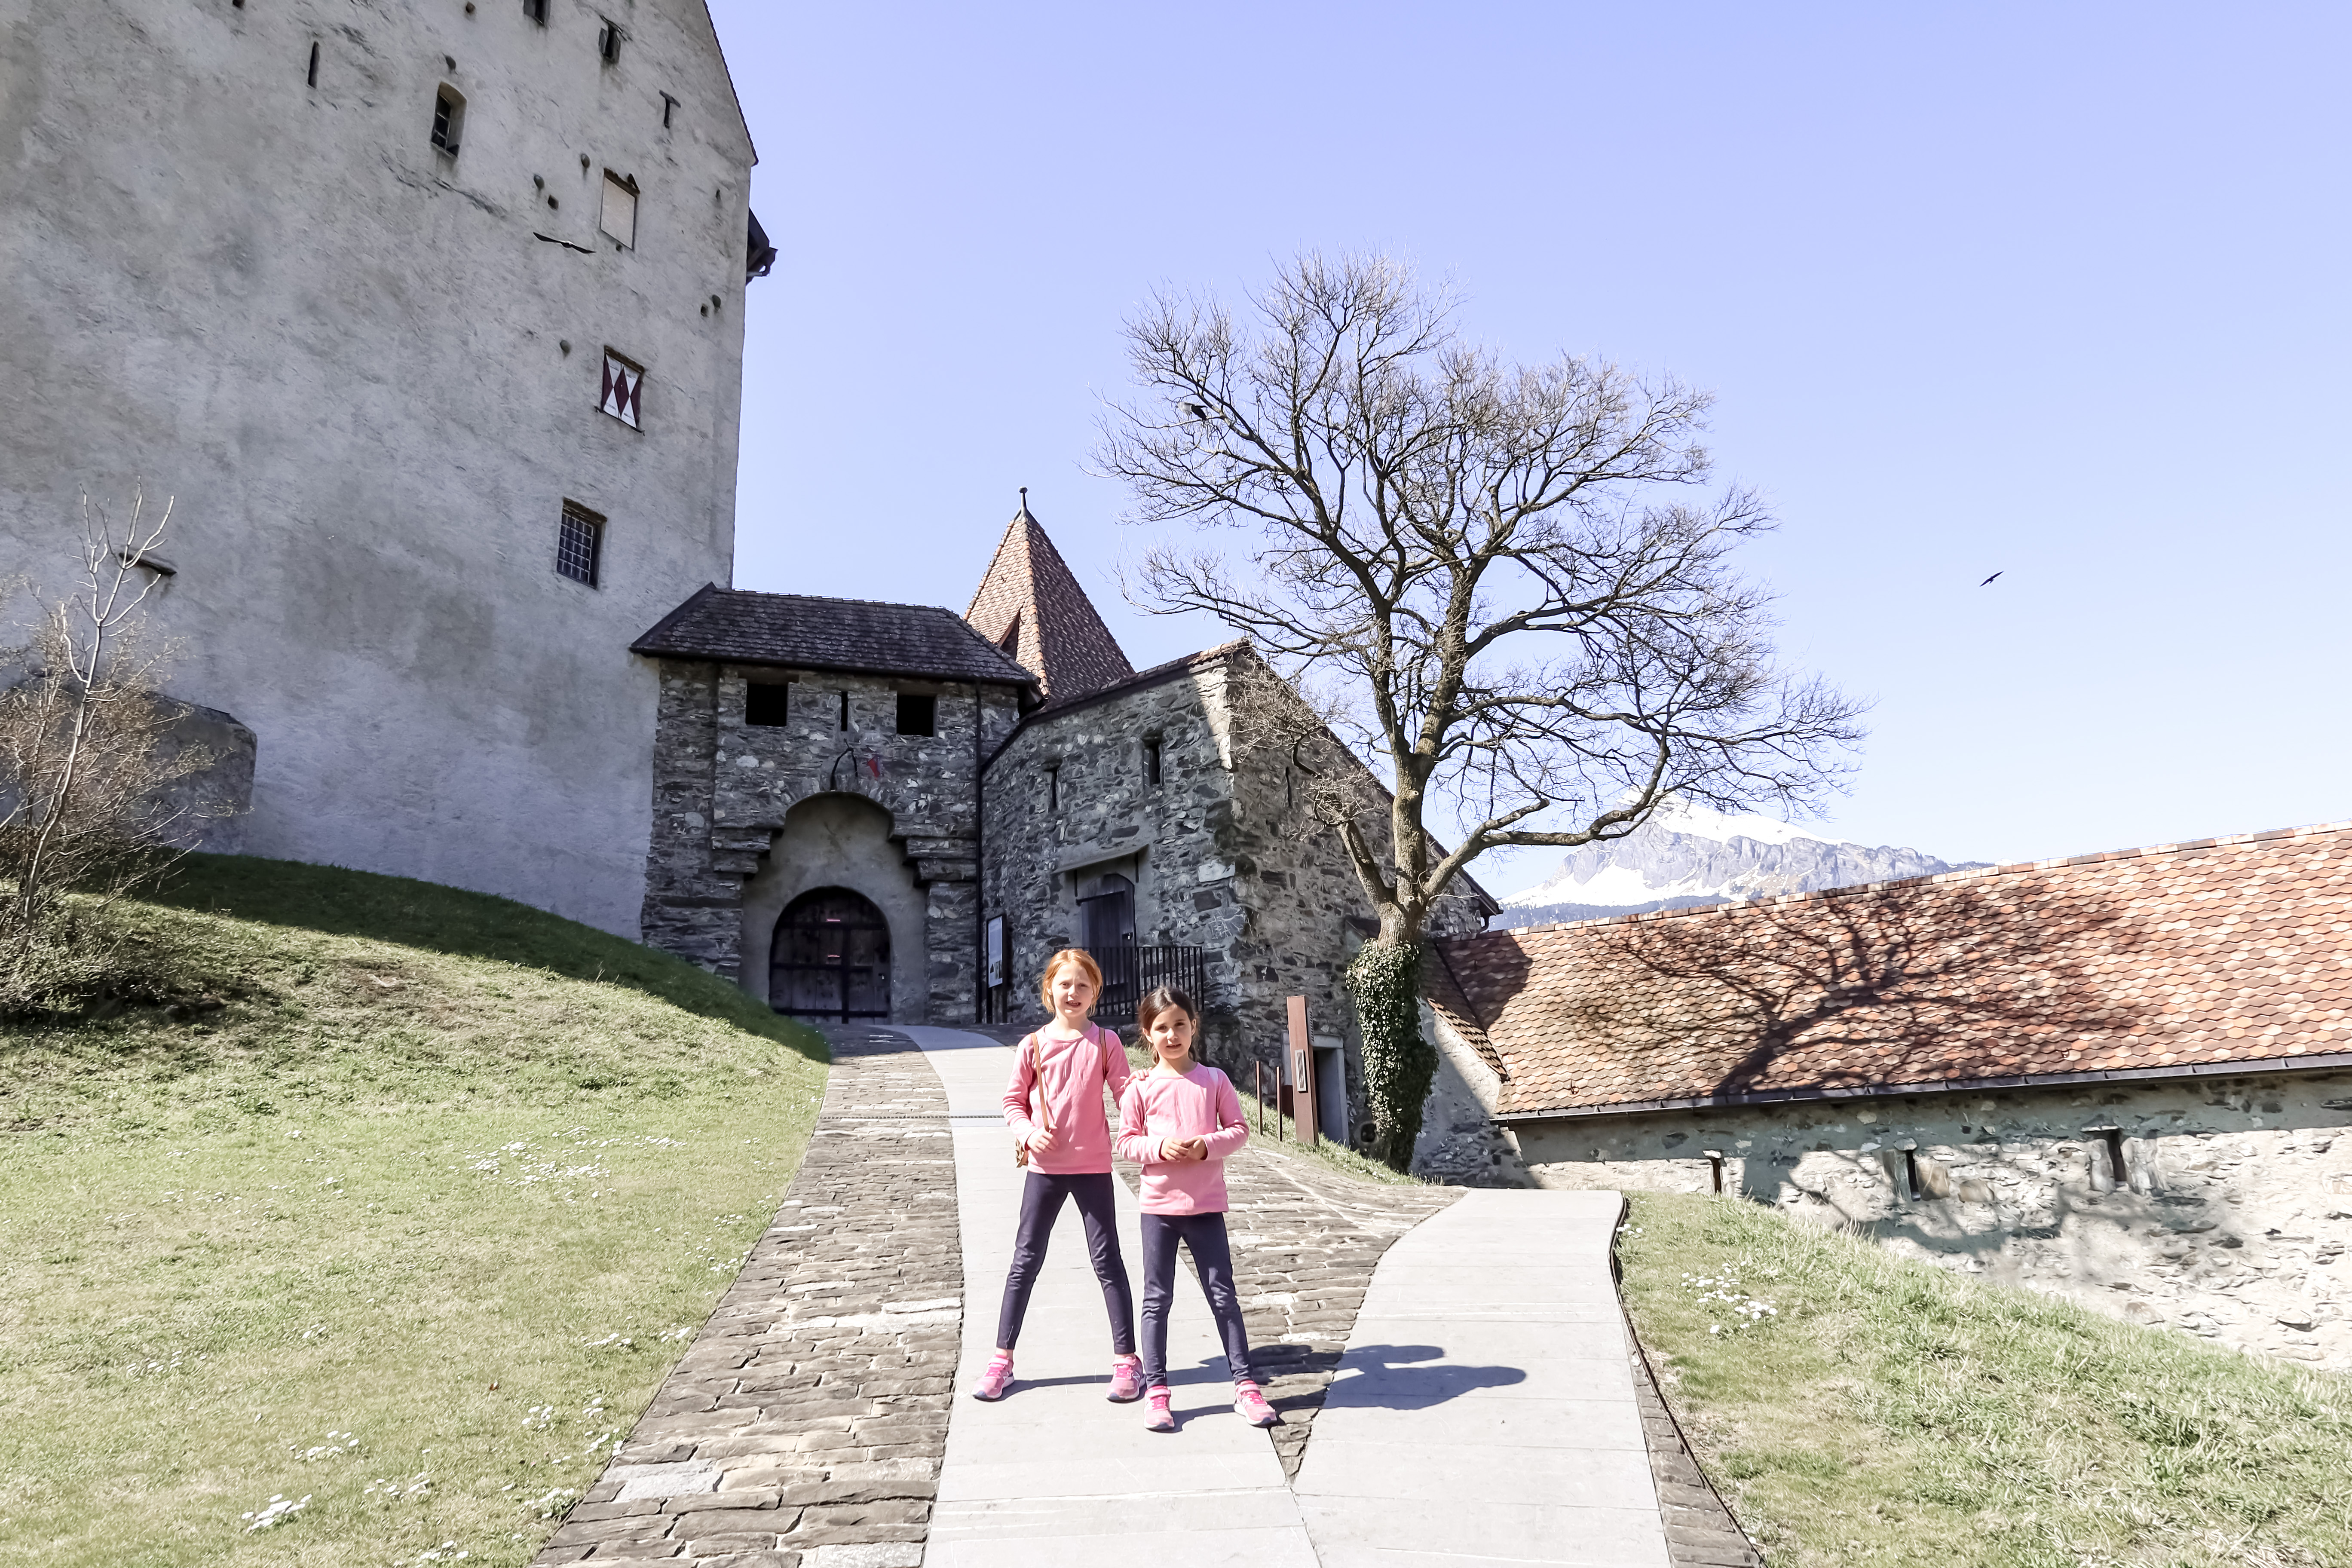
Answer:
[{"left": 771, "top": 887, "right": 891, "bottom": 1022}]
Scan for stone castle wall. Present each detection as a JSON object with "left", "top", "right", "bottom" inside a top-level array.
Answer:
[
  {"left": 641, "top": 662, "right": 1021, "bottom": 1023},
  {"left": 980, "top": 661, "right": 1238, "bottom": 1044},
  {"left": 980, "top": 648, "right": 1491, "bottom": 1147},
  {"left": 0, "top": 0, "right": 753, "bottom": 934},
  {"left": 1508, "top": 1069, "right": 2352, "bottom": 1371}
]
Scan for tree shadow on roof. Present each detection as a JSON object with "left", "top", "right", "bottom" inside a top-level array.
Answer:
[{"left": 1582, "top": 878, "right": 2149, "bottom": 1101}]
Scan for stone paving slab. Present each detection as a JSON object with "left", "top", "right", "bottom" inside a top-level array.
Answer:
[
  {"left": 896, "top": 1025, "right": 1322, "bottom": 1568},
  {"left": 534, "top": 1028, "right": 958, "bottom": 1566},
  {"left": 1293, "top": 1189, "right": 1674, "bottom": 1568}
]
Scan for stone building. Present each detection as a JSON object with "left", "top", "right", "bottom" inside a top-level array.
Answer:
[
  {"left": 1, "top": 0, "right": 767, "bottom": 934},
  {"left": 634, "top": 501, "right": 1494, "bottom": 1142},
  {"left": 1424, "top": 820, "right": 2352, "bottom": 1369}
]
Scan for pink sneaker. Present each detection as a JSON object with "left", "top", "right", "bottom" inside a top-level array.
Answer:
[
  {"left": 1233, "top": 1379, "right": 1279, "bottom": 1428},
  {"left": 1107, "top": 1354, "right": 1142, "bottom": 1403},
  {"left": 1143, "top": 1385, "right": 1175, "bottom": 1432},
  {"left": 970, "top": 1353, "right": 1014, "bottom": 1402}
]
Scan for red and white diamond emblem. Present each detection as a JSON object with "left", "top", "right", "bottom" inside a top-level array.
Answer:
[{"left": 601, "top": 352, "right": 642, "bottom": 428}]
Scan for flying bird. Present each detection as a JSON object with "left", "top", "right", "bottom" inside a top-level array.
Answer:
[{"left": 1979, "top": 571, "right": 2003, "bottom": 586}]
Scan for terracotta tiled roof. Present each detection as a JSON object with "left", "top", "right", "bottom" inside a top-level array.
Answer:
[
  {"left": 963, "top": 499, "right": 1136, "bottom": 701},
  {"left": 634, "top": 584, "right": 1035, "bottom": 687},
  {"left": 1428, "top": 821, "right": 2352, "bottom": 1118}
]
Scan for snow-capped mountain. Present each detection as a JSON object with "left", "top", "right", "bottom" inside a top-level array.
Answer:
[{"left": 1491, "top": 800, "right": 1988, "bottom": 929}]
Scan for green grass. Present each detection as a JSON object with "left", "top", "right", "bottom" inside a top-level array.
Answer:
[
  {"left": 0, "top": 855, "right": 828, "bottom": 1567},
  {"left": 1616, "top": 1193, "right": 2352, "bottom": 1568}
]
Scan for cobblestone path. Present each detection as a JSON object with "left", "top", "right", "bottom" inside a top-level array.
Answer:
[{"left": 535, "top": 1027, "right": 956, "bottom": 1567}]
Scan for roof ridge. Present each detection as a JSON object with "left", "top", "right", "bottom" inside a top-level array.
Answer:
[{"left": 1455, "top": 817, "right": 2352, "bottom": 945}]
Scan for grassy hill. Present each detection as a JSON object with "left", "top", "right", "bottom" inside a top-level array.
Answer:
[
  {"left": 0, "top": 855, "right": 828, "bottom": 1567},
  {"left": 1617, "top": 1193, "right": 2352, "bottom": 1568}
]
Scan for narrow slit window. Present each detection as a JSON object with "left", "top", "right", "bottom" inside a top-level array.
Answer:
[
  {"left": 1706, "top": 1153, "right": 1725, "bottom": 1195},
  {"left": 745, "top": 683, "right": 788, "bottom": 728},
  {"left": 661, "top": 92, "right": 679, "bottom": 129},
  {"left": 596, "top": 18, "right": 622, "bottom": 63},
  {"left": 307, "top": 41, "right": 320, "bottom": 87},
  {"left": 429, "top": 86, "right": 466, "bottom": 157},
  {"left": 1902, "top": 1148, "right": 1924, "bottom": 1201},
  {"left": 896, "top": 693, "right": 936, "bottom": 737},
  {"left": 836, "top": 690, "right": 849, "bottom": 731},
  {"left": 2099, "top": 1128, "right": 2128, "bottom": 1186},
  {"left": 523, "top": 0, "right": 547, "bottom": 22},
  {"left": 1144, "top": 738, "right": 1162, "bottom": 787},
  {"left": 1046, "top": 766, "right": 1060, "bottom": 813},
  {"left": 599, "top": 349, "right": 643, "bottom": 428},
  {"left": 555, "top": 502, "right": 604, "bottom": 587},
  {"left": 600, "top": 171, "right": 637, "bottom": 248}
]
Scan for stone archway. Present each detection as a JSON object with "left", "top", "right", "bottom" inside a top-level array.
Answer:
[
  {"left": 770, "top": 887, "right": 892, "bottom": 1022},
  {"left": 737, "top": 793, "right": 929, "bottom": 1022}
]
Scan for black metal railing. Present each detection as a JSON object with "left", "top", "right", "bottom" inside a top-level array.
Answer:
[{"left": 1093, "top": 943, "right": 1207, "bottom": 1025}]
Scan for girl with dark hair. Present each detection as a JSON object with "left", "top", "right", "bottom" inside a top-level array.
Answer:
[{"left": 1115, "top": 985, "right": 1277, "bottom": 1432}]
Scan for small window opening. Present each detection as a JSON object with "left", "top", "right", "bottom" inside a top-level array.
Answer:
[
  {"left": 430, "top": 86, "right": 466, "bottom": 157},
  {"left": 596, "top": 19, "right": 621, "bottom": 63},
  {"left": 896, "top": 693, "right": 936, "bottom": 737},
  {"left": 555, "top": 502, "right": 604, "bottom": 587},
  {"left": 306, "top": 41, "right": 320, "bottom": 86},
  {"left": 1046, "top": 765, "right": 1060, "bottom": 812},
  {"left": 836, "top": 690, "right": 849, "bottom": 731},
  {"left": 745, "top": 682, "right": 788, "bottom": 728},
  {"left": 1144, "top": 738, "right": 1162, "bottom": 787},
  {"left": 1902, "top": 1148, "right": 1925, "bottom": 1201},
  {"left": 660, "top": 92, "right": 679, "bottom": 129},
  {"left": 523, "top": 0, "right": 547, "bottom": 22},
  {"left": 1706, "top": 1152, "right": 1725, "bottom": 1195},
  {"left": 600, "top": 171, "right": 637, "bottom": 248},
  {"left": 2098, "top": 1128, "right": 2128, "bottom": 1186}
]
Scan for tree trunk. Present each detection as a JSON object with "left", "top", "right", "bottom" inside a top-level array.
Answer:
[{"left": 1344, "top": 937, "right": 1437, "bottom": 1172}]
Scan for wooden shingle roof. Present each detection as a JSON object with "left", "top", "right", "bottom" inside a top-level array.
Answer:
[
  {"left": 963, "top": 499, "right": 1136, "bottom": 701},
  {"left": 633, "top": 584, "right": 1036, "bottom": 687},
  {"left": 1428, "top": 821, "right": 2352, "bottom": 1119}
]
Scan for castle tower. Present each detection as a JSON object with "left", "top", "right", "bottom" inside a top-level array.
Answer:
[
  {"left": 962, "top": 492, "right": 1136, "bottom": 702},
  {"left": 0, "top": 0, "right": 763, "bottom": 934}
]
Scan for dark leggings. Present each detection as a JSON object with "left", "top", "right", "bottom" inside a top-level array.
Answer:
[
  {"left": 995, "top": 1170, "right": 1135, "bottom": 1355},
  {"left": 1139, "top": 1211, "right": 1254, "bottom": 1388}
]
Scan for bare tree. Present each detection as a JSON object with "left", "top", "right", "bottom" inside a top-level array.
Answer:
[
  {"left": 0, "top": 486, "right": 212, "bottom": 1013},
  {"left": 1097, "top": 253, "right": 1867, "bottom": 1167}
]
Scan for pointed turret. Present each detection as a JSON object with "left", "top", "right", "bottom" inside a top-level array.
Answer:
[{"left": 963, "top": 490, "right": 1136, "bottom": 703}]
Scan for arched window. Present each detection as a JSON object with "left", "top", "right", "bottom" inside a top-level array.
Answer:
[{"left": 771, "top": 887, "right": 891, "bottom": 1022}]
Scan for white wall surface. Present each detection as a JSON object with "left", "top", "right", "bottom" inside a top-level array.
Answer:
[{"left": 0, "top": 0, "right": 754, "bottom": 932}]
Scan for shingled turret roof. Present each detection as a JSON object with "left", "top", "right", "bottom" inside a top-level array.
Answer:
[
  {"left": 633, "top": 584, "right": 1035, "bottom": 687},
  {"left": 963, "top": 494, "right": 1136, "bottom": 701}
]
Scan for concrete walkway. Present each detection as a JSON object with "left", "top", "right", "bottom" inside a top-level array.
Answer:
[
  {"left": 900, "top": 1025, "right": 1672, "bottom": 1568},
  {"left": 897, "top": 1025, "right": 1319, "bottom": 1567},
  {"left": 1293, "top": 1190, "right": 1669, "bottom": 1568}
]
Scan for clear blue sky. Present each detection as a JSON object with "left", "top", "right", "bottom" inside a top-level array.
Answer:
[{"left": 707, "top": 1, "right": 2352, "bottom": 897}]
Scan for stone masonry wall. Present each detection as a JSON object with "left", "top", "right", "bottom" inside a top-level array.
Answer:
[
  {"left": 1511, "top": 1068, "right": 2352, "bottom": 1371},
  {"left": 980, "top": 648, "right": 1491, "bottom": 1152},
  {"left": 641, "top": 659, "right": 1024, "bottom": 1023},
  {"left": 980, "top": 662, "right": 1235, "bottom": 1044}
]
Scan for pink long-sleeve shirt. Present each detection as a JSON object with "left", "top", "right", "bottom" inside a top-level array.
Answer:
[
  {"left": 1116, "top": 1063, "right": 1249, "bottom": 1214},
  {"left": 1001, "top": 1023, "right": 1134, "bottom": 1176}
]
